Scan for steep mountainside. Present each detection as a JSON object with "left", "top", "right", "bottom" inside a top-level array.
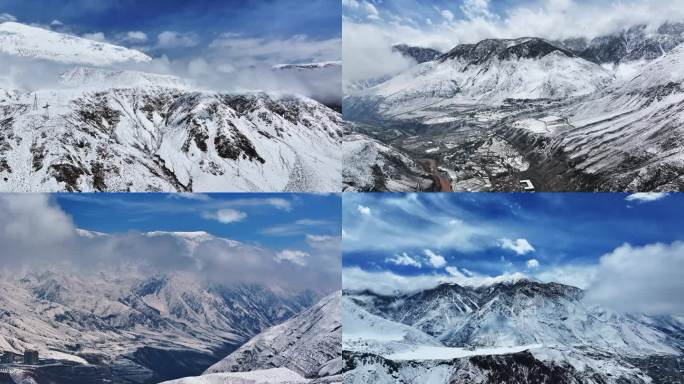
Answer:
[
  {"left": 0, "top": 87, "right": 341, "bottom": 192},
  {"left": 559, "top": 22, "right": 684, "bottom": 65},
  {"left": 0, "top": 22, "right": 151, "bottom": 65},
  {"left": 205, "top": 292, "right": 341, "bottom": 380},
  {"left": 504, "top": 44, "right": 684, "bottom": 191},
  {"left": 345, "top": 38, "right": 613, "bottom": 119},
  {"left": 343, "top": 279, "right": 684, "bottom": 384},
  {"left": 343, "top": 128, "right": 433, "bottom": 192}
]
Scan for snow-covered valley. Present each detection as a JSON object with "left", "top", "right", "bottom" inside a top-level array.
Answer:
[{"left": 343, "top": 22, "right": 684, "bottom": 192}]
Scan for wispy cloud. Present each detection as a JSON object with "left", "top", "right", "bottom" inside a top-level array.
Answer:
[
  {"left": 625, "top": 192, "right": 669, "bottom": 203},
  {"left": 262, "top": 219, "right": 335, "bottom": 236}
]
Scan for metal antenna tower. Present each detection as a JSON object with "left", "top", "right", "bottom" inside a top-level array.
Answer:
[{"left": 33, "top": 93, "right": 38, "bottom": 111}]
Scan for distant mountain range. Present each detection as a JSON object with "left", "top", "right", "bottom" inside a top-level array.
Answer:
[
  {"left": 0, "top": 230, "right": 325, "bottom": 384},
  {"left": 343, "top": 279, "right": 684, "bottom": 384}
]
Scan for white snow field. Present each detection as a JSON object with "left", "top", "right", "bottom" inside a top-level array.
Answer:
[
  {"left": 160, "top": 368, "right": 310, "bottom": 384},
  {"left": 0, "top": 22, "right": 151, "bottom": 65}
]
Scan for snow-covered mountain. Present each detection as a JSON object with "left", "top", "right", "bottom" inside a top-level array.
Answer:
[
  {"left": 0, "top": 22, "right": 342, "bottom": 193},
  {"left": 0, "top": 22, "right": 151, "bottom": 65},
  {"left": 343, "top": 279, "right": 684, "bottom": 383},
  {"left": 0, "top": 86, "right": 341, "bottom": 192},
  {"left": 164, "top": 292, "right": 342, "bottom": 384},
  {"left": 504, "top": 43, "right": 684, "bottom": 191},
  {"left": 343, "top": 127, "right": 433, "bottom": 192},
  {"left": 559, "top": 22, "right": 684, "bottom": 65},
  {"left": 0, "top": 231, "right": 321, "bottom": 383},
  {"left": 346, "top": 38, "right": 613, "bottom": 119},
  {"left": 343, "top": 25, "right": 684, "bottom": 192},
  {"left": 273, "top": 61, "right": 342, "bottom": 71},
  {"left": 391, "top": 44, "right": 442, "bottom": 64}
]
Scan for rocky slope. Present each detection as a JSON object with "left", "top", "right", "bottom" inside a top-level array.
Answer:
[
  {"left": 342, "top": 126, "right": 433, "bottom": 192},
  {"left": 205, "top": 292, "right": 341, "bottom": 380},
  {"left": 391, "top": 44, "right": 442, "bottom": 64},
  {"left": 162, "top": 293, "right": 342, "bottom": 384},
  {"left": 0, "top": 86, "right": 341, "bottom": 192}
]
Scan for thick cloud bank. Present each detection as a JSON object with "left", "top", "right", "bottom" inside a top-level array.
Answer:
[{"left": 0, "top": 194, "right": 340, "bottom": 294}]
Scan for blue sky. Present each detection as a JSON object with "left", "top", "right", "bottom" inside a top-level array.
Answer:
[
  {"left": 342, "top": 193, "right": 683, "bottom": 298},
  {"left": 56, "top": 193, "right": 340, "bottom": 251}
]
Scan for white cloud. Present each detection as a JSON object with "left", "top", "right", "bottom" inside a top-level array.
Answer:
[
  {"left": 0, "top": 195, "right": 339, "bottom": 293},
  {"left": 365, "top": 2, "right": 381, "bottom": 20},
  {"left": 274, "top": 249, "right": 309, "bottom": 266},
  {"left": 342, "top": 21, "right": 417, "bottom": 85},
  {"left": 83, "top": 32, "right": 107, "bottom": 42},
  {"left": 306, "top": 234, "right": 340, "bottom": 252},
  {"left": 168, "top": 193, "right": 211, "bottom": 201},
  {"left": 441, "top": 9, "right": 455, "bottom": 22},
  {"left": 357, "top": 205, "right": 371, "bottom": 216},
  {"left": 424, "top": 249, "right": 447, "bottom": 268},
  {"left": 460, "top": 0, "right": 494, "bottom": 20},
  {"left": 386, "top": 252, "right": 422, "bottom": 268},
  {"left": 342, "top": 0, "right": 360, "bottom": 9},
  {"left": 499, "top": 238, "right": 535, "bottom": 255},
  {"left": 209, "top": 33, "right": 340, "bottom": 67},
  {"left": 534, "top": 264, "right": 597, "bottom": 289},
  {"left": 526, "top": 258, "right": 540, "bottom": 269},
  {"left": 0, "top": 13, "right": 17, "bottom": 22},
  {"left": 157, "top": 31, "right": 200, "bottom": 48},
  {"left": 625, "top": 192, "right": 669, "bottom": 203},
  {"left": 127, "top": 31, "right": 148, "bottom": 42},
  {"left": 262, "top": 219, "right": 333, "bottom": 236},
  {"left": 202, "top": 208, "right": 247, "bottom": 224},
  {"left": 585, "top": 242, "right": 684, "bottom": 314}
]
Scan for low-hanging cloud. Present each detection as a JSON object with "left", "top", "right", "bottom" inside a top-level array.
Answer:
[
  {"left": 0, "top": 194, "right": 340, "bottom": 294},
  {"left": 584, "top": 242, "right": 684, "bottom": 315},
  {"left": 343, "top": 0, "right": 684, "bottom": 84},
  {"left": 0, "top": 20, "right": 341, "bottom": 107}
]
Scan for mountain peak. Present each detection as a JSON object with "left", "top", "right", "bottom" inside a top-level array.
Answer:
[
  {"left": 440, "top": 37, "right": 575, "bottom": 64},
  {"left": 0, "top": 21, "right": 151, "bottom": 65}
]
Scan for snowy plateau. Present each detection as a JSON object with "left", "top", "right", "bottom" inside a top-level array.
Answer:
[
  {"left": 343, "top": 279, "right": 684, "bottom": 384},
  {"left": 343, "top": 22, "right": 684, "bottom": 192},
  {"left": 0, "top": 22, "right": 341, "bottom": 192},
  {"left": 0, "top": 230, "right": 339, "bottom": 384}
]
